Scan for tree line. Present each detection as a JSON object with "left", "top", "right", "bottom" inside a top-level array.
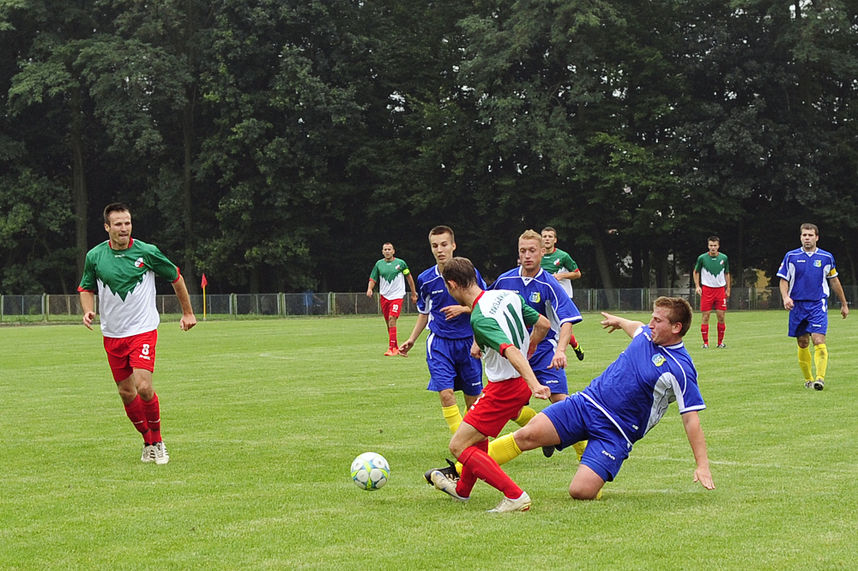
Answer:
[{"left": 2, "top": 1, "right": 856, "bottom": 295}]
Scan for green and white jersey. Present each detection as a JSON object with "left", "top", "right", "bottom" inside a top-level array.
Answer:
[
  {"left": 369, "top": 257, "right": 411, "bottom": 299},
  {"left": 471, "top": 289, "right": 541, "bottom": 382},
  {"left": 694, "top": 252, "right": 729, "bottom": 288},
  {"left": 78, "top": 238, "right": 180, "bottom": 338},
  {"left": 541, "top": 248, "right": 578, "bottom": 298}
]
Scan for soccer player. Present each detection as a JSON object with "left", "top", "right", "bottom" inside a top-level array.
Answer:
[
  {"left": 491, "top": 297, "right": 715, "bottom": 501},
  {"left": 78, "top": 202, "right": 197, "bottom": 464},
  {"left": 777, "top": 223, "right": 849, "bottom": 390},
  {"left": 493, "top": 230, "right": 583, "bottom": 405},
  {"left": 693, "top": 236, "right": 731, "bottom": 348},
  {"left": 540, "top": 226, "right": 585, "bottom": 360},
  {"left": 399, "top": 226, "right": 487, "bottom": 434},
  {"left": 427, "top": 257, "right": 551, "bottom": 513},
  {"left": 366, "top": 242, "right": 418, "bottom": 356}
]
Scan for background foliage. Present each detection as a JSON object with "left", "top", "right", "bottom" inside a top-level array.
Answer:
[{"left": 2, "top": 0, "right": 856, "bottom": 294}]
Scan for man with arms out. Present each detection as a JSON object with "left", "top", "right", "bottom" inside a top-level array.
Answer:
[
  {"left": 490, "top": 297, "right": 714, "bottom": 501},
  {"left": 366, "top": 242, "right": 418, "bottom": 356},
  {"left": 400, "top": 226, "right": 488, "bottom": 436},
  {"left": 540, "top": 226, "right": 584, "bottom": 360},
  {"left": 777, "top": 223, "right": 849, "bottom": 390},
  {"left": 693, "top": 236, "right": 731, "bottom": 348},
  {"left": 427, "top": 257, "right": 551, "bottom": 512},
  {"left": 79, "top": 202, "right": 197, "bottom": 464}
]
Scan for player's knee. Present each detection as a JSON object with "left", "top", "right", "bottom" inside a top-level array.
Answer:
[{"left": 569, "top": 482, "right": 600, "bottom": 500}]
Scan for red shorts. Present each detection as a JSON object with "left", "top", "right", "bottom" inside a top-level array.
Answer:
[
  {"left": 103, "top": 330, "right": 158, "bottom": 382},
  {"left": 380, "top": 296, "right": 403, "bottom": 321},
  {"left": 462, "top": 377, "right": 533, "bottom": 438},
  {"left": 700, "top": 286, "right": 727, "bottom": 312}
]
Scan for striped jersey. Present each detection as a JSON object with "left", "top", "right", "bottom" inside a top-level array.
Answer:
[{"left": 470, "top": 289, "right": 541, "bottom": 382}]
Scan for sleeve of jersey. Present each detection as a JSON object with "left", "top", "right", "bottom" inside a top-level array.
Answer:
[
  {"left": 146, "top": 245, "right": 180, "bottom": 282},
  {"left": 77, "top": 252, "right": 97, "bottom": 292},
  {"left": 475, "top": 318, "right": 514, "bottom": 354},
  {"left": 475, "top": 268, "right": 487, "bottom": 289},
  {"left": 776, "top": 253, "right": 790, "bottom": 280},
  {"left": 564, "top": 253, "right": 578, "bottom": 271},
  {"left": 369, "top": 262, "right": 379, "bottom": 281},
  {"left": 415, "top": 277, "right": 429, "bottom": 314},
  {"left": 676, "top": 367, "right": 706, "bottom": 413},
  {"left": 549, "top": 281, "right": 583, "bottom": 323}
]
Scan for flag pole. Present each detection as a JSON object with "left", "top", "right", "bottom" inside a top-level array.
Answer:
[{"left": 201, "top": 274, "right": 208, "bottom": 321}]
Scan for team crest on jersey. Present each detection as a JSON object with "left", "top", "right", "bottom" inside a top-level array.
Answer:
[
  {"left": 651, "top": 354, "right": 666, "bottom": 367},
  {"left": 814, "top": 260, "right": 822, "bottom": 267},
  {"left": 529, "top": 292, "right": 541, "bottom": 303},
  {"left": 554, "top": 259, "right": 561, "bottom": 266},
  {"left": 134, "top": 257, "right": 145, "bottom": 268}
]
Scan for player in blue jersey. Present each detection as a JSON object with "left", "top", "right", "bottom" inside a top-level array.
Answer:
[
  {"left": 399, "top": 226, "right": 487, "bottom": 435},
  {"left": 489, "top": 297, "right": 715, "bottom": 501},
  {"left": 491, "top": 230, "right": 583, "bottom": 404},
  {"left": 777, "top": 223, "right": 849, "bottom": 390}
]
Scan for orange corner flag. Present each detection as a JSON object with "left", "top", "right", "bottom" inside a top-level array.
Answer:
[{"left": 201, "top": 273, "right": 208, "bottom": 289}]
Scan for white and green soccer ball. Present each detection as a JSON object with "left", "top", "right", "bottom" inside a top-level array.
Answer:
[{"left": 350, "top": 452, "right": 390, "bottom": 491}]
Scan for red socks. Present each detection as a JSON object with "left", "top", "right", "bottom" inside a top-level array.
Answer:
[
  {"left": 142, "top": 393, "right": 162, "bottom": 443},
  {"left": 124, "top": 395, "right": 150, "bottom": 441},
  {"left": 701, "top": 324, "right": 709, "bottom": 345},
  {"left": 456, "top": 441, "right": 523, "bottom": 499},
  {"left": 717, "top": 323, "right": 725, "bottom": 345},
  {"left": 388, "top": 326, "right": 398, "bottom": 348}
]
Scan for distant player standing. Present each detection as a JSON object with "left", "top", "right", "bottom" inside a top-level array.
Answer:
[
  {"left": 427, "top": 257, "right": 551, "bottom": 513},
  {"left": 693, "top": 236, "right": 731, "bottom": 348},
  {"left": 78, "top": 202, "right": 196, "bottom": 464},
  {"left": 777, "top": 223, "right": 849, "bottom": 390},
  {"left": 540, "top": 227, "right": 584, "bottom": 360},
  {"left": 366, "top": 242, "right": 418, "bottom": 356}
]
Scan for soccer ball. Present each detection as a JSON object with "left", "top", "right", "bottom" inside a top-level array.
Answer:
[{"left": 350, "top": 452, "right": 390, "bottom": 491}]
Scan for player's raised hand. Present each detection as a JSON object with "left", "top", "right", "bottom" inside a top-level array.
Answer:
[{"left": 600, "top": 312, "right": 622, "bottom": 333}]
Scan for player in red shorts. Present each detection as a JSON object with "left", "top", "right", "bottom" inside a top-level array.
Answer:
[{"left": 693, "top": 236, "right": 731, "bottom": 348}]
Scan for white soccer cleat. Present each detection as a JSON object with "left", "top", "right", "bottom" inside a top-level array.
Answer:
[
  {"left": 141, "top": 444, "right": 156, "bottom": 463},
  {"left": 154, "top": 441, "right": 170, "bottom": 465},
  {"left": 430, "top": 470, "right": 468, "bottom": 501},
  {"left": 488, "top": 491, "right": 532, "bottom": 513}
]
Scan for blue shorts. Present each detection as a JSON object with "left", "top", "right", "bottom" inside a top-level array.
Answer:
[
  {"left": 788, "top": 299, "right": 828, "bottom": 337},
  {"left": 541, "top": 394, "right": 632, "bottom": 482},
  {"left": 529, "top": 341, "right": 568, "bottom": 395},
  {"left": 425, "top": 334, "right": 484, "bottom": 397}
]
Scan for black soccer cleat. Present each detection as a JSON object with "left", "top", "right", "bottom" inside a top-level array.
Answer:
[
  {"left": 423, "top": 458, "right": 459, "bottom": 485},
  {"left": 573, "top": 345, "right": 585, "bottom": 361},
  {"left": 542, "top": 445, "right": 556, "bottom": 458}
]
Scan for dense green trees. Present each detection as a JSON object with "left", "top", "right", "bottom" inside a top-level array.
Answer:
[{"left": 2, "top": 1, "right": 856, "bottom": 294}]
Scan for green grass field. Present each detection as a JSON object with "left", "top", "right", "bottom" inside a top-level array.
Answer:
[{"left": 2, "top": 311, "right": 857, "bottom": 569}]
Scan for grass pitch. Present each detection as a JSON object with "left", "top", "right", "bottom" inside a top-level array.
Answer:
[{"left": 1, "top": 311, "right": 857, "bottom": 569}]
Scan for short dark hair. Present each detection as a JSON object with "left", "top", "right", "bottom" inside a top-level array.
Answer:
[
  {"left": 429, "top": 225, "right": 455, "bottom": 241},
  {"left": 103, "top": 202, "right": 131, "bottom": 223},
  {"left": 541, "top": 226, "right": 557, "bottom": 236},
  {"left": 382, "top": 242, "right": 394, "bottom": 248},
  {"left": 707, "top": 236, "right": 720, "bottom": 244},
  {"left": 654, "top": 296, "right": 693, "bottom": 337},
  {"left": 800, "top": 223, "right": 819, "bottom": 236},
  {"left": 440, "top": 257, "right": 477, "bottom": 288}
]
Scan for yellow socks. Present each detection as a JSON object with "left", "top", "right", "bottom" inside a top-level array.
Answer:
[
  {"left": 453, "top": 432, "right": 523, "bottom": 475},
  {"left": 442, "top": 404, "right": 462, "bottom": 434},
  {"left": 514, "top": 406, "right": 537, "bottom": 426},
  {"left": 813, "top": 343, "right": 828, "bottom": 380},
  {"left": 797, "top": 345, "right": 813, "bottom": 381},
  {"left": 572, "top": 440, "right": 588, "bottom": 462}
]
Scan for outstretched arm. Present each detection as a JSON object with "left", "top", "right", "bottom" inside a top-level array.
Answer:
[
  {"left": 600, "top": 312, "right": 643, "bottom": 338},
  {"left": 682, "top": 411, "right": 715, "bottom": 490}
]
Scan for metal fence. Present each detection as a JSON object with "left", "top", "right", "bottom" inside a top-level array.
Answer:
[{"left": 2, "top": 287, "right": 854, "bottom": 323}]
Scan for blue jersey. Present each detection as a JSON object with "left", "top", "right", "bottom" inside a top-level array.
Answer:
[
  {"left": 581, "top": 326, "right": 704, "bottom": 445},
  {"left": 776, "top": 248, "right": 838, "bottom": 301},
  {"left": 489, "top": 267, "right": 583, "bottom": 348},
  {"left": 415, "top": 265, "right": 487, "bottom": 339}
]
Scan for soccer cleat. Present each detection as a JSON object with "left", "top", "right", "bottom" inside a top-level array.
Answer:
[
  {"left": 573, "top": 345, "right": 585, "bottom": 361},
  {"left": 717, "top": 343, "right": 727, "bottom": 349},
  {"left": 141, "top": 444, "right": 156, "bottom": 463},
  {"left": 813, "top": 378, "right": 825, "bottom": 391},
  {"left": 423, "top": 459, "right": 459, "bottom": 485},
  {"left": 487, "top": 491, "right": 531, "bottom": 513},
  {"left": 542, "top": 445, "right": 556, "bottom": 458},
  {"left": 384, "top": 347, "right": 400, "bottom": 356},
  {"left": 153, "top": 441, "right": 170, "bottom": 465},
  {"left": 804, "top": 381, "right": 814, "bottom": 389},
  {"left": 702, "top": 344, "right": 709, "bottom": 349},
  {"left": 430, "top": 470, "right": 468, "bottom": 502}
]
